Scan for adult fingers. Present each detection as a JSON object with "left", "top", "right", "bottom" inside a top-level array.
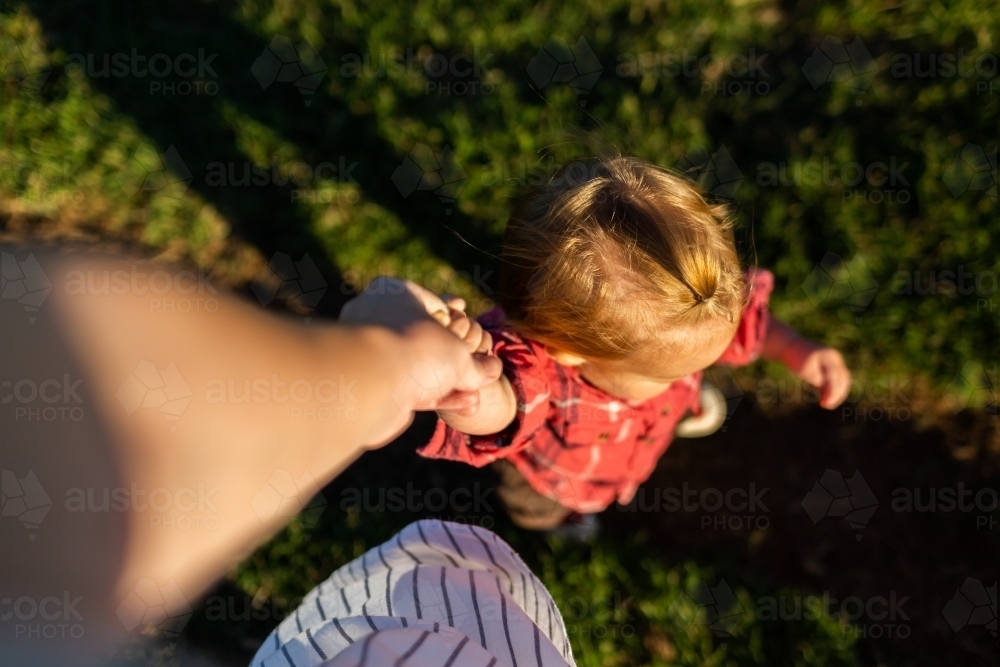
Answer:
[
  {"left": 400, "top": 280, "right": 451, "bottom": 325},
  {"left": 476, "top": 328, "right": 493, "bottom": 354},
  {"left": 341, "top": 277, "right": 451, "bottom": 328},
  {"left": 447, "top": 311, "right": 472, "bottom": 339},
  {"left": 433, "top": 389, "right": 480, "bottom": 414},
  {"left": 457, "top": 352, "right": 503, "bottom": 392}
]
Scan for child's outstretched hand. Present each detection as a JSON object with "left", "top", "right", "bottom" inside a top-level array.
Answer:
[
  {"left": 431, "top": 297, "right": 494, "bottom": 416},
  {"left": 763, "top": 319, "right": 852, "bottom": 409},
  {"left": 786, "top": 342, "right": 852, "bottom": 409}
]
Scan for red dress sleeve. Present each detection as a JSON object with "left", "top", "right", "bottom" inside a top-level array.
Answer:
[
  {"left": 417, "top": 311, "right": 552, "bottom": 467},
  {"left": 715, "top": 268, "right": 774, "bottom": 366}
]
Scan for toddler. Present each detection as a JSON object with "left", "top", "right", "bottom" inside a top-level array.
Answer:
[{"left": 420, "top": 156, "right": 851, "bottom": 530}]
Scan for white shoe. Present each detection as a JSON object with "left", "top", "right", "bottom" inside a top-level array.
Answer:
[
  {"left": 674, "top": 384, "right": 728, "bottom": 438},
  {"left": 547, "top": 513, "right": 600, "bottom": 542}
]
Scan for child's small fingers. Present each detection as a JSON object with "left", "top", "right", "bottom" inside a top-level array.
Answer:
[
  {"left": 476, "top": 329, "right": 493, "bottom": 354},
  {"left": 464, "top": 319, "right": 486, "bottom": 346},
  {"left": 819, "top": 380, "right": 833, "bottom": 409},
  {"left": 447, "top": 314, "right": 472, "bottom": 339},
  {"left": 442, "top": 295, "right": 466, "bottom": 312},
  {"left": 820, "top": 363, "right": 850, "bottom": 409},
  {"left": 829, "top": 367, "right": 852, "bottom": 408}
]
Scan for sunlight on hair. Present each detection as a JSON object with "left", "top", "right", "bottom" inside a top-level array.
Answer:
[{"left": 500, "top": 154, "right": 746, "bottom": 360}]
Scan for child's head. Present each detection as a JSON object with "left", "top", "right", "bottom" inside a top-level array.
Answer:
[{"left": 500, "top": 155, "right": 746, "bottom": 398}]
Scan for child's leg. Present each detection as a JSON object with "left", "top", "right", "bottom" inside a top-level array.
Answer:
[{"left": 491, "top": 460, "right": 573, "bottom": 530}]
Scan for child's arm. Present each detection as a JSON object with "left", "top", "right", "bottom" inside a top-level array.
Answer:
[
  {"left": 435, "top": 302, "right": 519, "bottom": 435},
  {"left": 761, "top": 318, "right": 852, "bottom": 409},
  {"left": 439, "top": 375, "right": 518, "bottom": 434}
]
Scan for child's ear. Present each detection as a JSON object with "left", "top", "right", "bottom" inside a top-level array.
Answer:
[{"left": 549, "top": 349, "right": 587, "bottom": 367}]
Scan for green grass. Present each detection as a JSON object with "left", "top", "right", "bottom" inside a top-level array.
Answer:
[{"left": 2, "top": 0, "right": 998, "bottom": 664}]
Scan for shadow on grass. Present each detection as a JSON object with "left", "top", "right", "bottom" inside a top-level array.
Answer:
[
  {"left": 25, "top": 0, "right": 505, "bottom": 314},
  {"left": 21, "top": 3, "right": 997, "bottom": 664},
  {"left": 168, "top": 402, "right": 999, "bottom": 667}
]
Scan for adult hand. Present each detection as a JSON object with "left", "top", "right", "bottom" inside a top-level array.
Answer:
[{"left": 339, "top": 277, "right": 502, "bottom": 444}]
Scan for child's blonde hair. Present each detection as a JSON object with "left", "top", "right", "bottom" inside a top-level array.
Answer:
[{"left": 499, "top": 155, "right": 745, "bottom": 361}]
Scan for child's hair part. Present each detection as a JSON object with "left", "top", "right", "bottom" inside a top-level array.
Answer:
[{"left": 500, "top": 155, "right": 745, "bottom": 361}]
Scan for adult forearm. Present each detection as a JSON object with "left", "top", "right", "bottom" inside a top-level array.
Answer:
[
  {"left": 44, "top": 257, "right": 410, "bottom": 596},
  {"left": 2, "top": 254, "right": 410, "bottom": 648},
  {"left": 2, "top": 255, "right": 500, "bottom": 660}
]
